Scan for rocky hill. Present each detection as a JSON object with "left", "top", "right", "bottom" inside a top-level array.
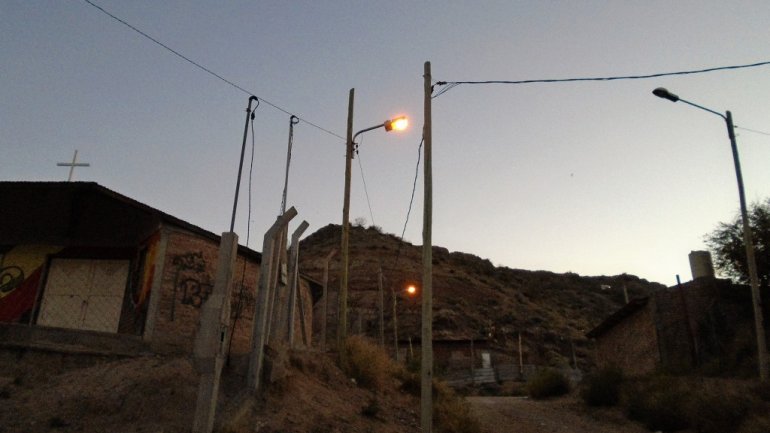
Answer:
[{"left": 299, "top": 224, "right": 666, "bottom": 369}]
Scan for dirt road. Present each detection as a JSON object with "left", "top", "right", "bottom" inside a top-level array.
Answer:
[{"left": 467, "top": 396, "right": 650, "bottom": 433}]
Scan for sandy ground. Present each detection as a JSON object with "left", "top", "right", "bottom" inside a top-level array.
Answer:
[{"left": 467, "top": 395, "right": 650, "bottom": 433}]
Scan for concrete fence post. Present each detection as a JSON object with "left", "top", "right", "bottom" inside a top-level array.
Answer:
[
  {"left": 247, "top": 208, "right": 296, "bottom": 392},
  {"left": 192, "top": 232, "right": 238, "bottom": 433},
  {"left": 287, "top": 221, "right": 309, "bottom": 348}
]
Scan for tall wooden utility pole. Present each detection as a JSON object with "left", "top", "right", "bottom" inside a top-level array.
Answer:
[
  {"left": 420, "top": 60, "right": 434, "bottom": 433},
  {"left": 339, "top": 88, "right": 355, "bottom": 358}
]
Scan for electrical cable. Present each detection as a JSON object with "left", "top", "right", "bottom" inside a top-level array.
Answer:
[
  {"left": 81, "top": 0, "right": 345, "bottom": 141},
  {"left": 280, "top": 115, "right": 300, "bottom": 214},
  {"left": 434, "top": 60, "right": 770, "bottom": 96},
  {"left": 355, "top": 135, "right": 377, "bottom": 228},
  {"left": 735, "top": 125, "right": 770, "bottom": 137},
  {"left": 227, "top": 110, "right": 257, "bottom": 362},
  {"left": 390, "top": 136, "right": 424, "bottom": 273}
]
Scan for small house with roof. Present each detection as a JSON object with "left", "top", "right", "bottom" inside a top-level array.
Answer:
[
  {"left": 0, "top": 181, "right": 319, "bottom": 358},
  {"left": 587, "top": 253, "right": 769, "bottom": 376}
]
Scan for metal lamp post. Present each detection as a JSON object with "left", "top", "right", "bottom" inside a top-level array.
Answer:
[
  {"left": 652, "top": 87, "right": 768, "bottom": 380},
  {"left": 230, "top": 95, "right": 259, "bottom": 232},
  {"left": 338, "top": 88, "right": 408, "bottom": 356}
]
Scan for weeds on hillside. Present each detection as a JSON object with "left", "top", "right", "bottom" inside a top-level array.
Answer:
[
  {"left": 624, "top": 375, "right": 691, "bottom": 431},
  {"left": 599, "top": 373, "right": 770, "bottom": 433},
  {"left": 340, "top": 335, "right": 393, "bottom": 390},
  {"left": 342, "top": 336, "right": 480, "bottom": 433}
]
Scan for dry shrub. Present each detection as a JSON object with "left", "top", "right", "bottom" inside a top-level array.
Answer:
[
  {"left": 527, "top": 368, "right": 569, "bottom": 399},
  {"left": 340, "top": 335, "right": 393, "bottom": 390},
  {"left": 689, "top": 387, "right": 754, "bottom": 433},
  {"left": 624, "top": 376, "right": 691, "bottom": 432},
  {"left": 433, "top": 380, "right": 482, "bottom": 433},
  {"left": 580, "top": 366, "right": 623, "bottom": 407},
  {"left": 738, "top": 415, "right": 770, "bottom": 433}
]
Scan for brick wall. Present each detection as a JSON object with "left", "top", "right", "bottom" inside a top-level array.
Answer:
[
  {"left": 148, "top": 227, "right": 317, "bottom": 355},
  {"left": 594, "top": 304, "right": 659, "bottom": 376},
  {"left": 149, "top": 228, "right": 260, "bottom": 354}
]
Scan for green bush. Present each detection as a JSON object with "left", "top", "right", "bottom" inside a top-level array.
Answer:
[
  {"left": 527, "top": 369, "right": 569, "bottom": 399},
  {"left": 580, "top": 366, "right": 623, "bottom": 407}
]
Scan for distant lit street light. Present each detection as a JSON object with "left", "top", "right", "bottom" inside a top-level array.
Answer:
[
  {"left": 652, "top": 87, "right": 768, "bottom": 380},
  {"left": 338, "top": 88, "right": 407, "bottom": 356},
  {"left": 392, "top": 283, "right": 419, "bottom": 361}
]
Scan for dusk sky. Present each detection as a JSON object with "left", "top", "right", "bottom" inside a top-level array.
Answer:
[{"left": 3, "top": 1, "right": 770, "bottom": 287}]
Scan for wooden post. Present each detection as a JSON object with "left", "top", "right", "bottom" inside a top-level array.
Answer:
[
  {"left": 378, "top": 263, "right": 385, "bottom": 346},
  {"left": 321, "top": 249, "right": 336, "bottom": 350},
  {"left": 287, "top": 221, "right": 309, "bottom": 348},
  {"left": 247, "top": 208, "right": 296, "bottom": 392},
  {"left": 339, "top": 88, "right": 354, "bottom": 358},
  {"left": 392, "top": 287, "right": 399, "bottom": 361},
  {"left": 570, "top": 338, "right": 578, "bottom": 369},
  {"left": 518, "top": 332, "right": 524, "bottom": 380},
  {"left": 420, "top": 60, "right": 434, "bottom": 433},
  {"left": 470, "top": 338, "right": 475, "bottom": 384}
]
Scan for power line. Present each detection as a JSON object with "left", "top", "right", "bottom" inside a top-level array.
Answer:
[
  {"left": 390, "top": 135, "right": 424, "bottom": 273},
  {"left": 81, "top": 0, "right": 345, "bottom": 141},
  {"left": 355, "top": 137, "right": 377, "bottom": 228},
  {"left": 736, "top": 125, "right": 770, "bottom": 137},
  {"left": 435, "top": 60, "right": 770, "bottom": 93}
]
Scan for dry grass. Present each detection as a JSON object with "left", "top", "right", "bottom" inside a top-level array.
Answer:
[
  {"left": 527, "top": 368, "right": 570, "bottom": 399},
  {"left": 340, "top": 335, "right": 394, "bottom": 390},
  {"left": 618, "top": 375, "right": 770, "bottom": 433}
]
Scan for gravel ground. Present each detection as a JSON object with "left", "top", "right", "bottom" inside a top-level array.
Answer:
[{"left": 467, "top": 395, "right": 651, "bottom": 433}]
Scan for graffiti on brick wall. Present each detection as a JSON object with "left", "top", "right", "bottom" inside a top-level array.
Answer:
[
  {"left": 0, "top": 245, "right": 62, "bottom": 323},
  {"left": 170, "top": 251, "right": 212, "bottom": 320}
]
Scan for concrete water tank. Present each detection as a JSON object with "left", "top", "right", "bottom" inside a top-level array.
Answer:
[{"left": 689, "top": 250, "right": 715, "bottom": 279}]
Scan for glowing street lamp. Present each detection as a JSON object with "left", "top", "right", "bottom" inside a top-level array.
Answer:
[
  {"left": 393, "top": 283, "right": 419, "bottom": 362},
  {"left": 338, "top": 88, "right": 408, "bottom": 355},
  {"left": 652, "top": 87, "right": 768, "bottom": 380}
]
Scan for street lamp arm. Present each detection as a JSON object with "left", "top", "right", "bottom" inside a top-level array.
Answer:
[
  {"left": 352, "top": 122, "right": 386, "bottom": 143},
  {"left": 678, "top": 99, "right": 726, "bottom": 120}
]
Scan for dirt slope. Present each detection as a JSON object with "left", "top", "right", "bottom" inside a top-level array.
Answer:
[{"left": 0, "top": 347, "right": 420, "bottom": 433}]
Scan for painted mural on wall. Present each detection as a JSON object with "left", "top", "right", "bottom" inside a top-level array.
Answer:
[
  {"left": 131, "top": 233, "right": 159, "bottom": 311},
  {"left": 0, "top": 245, "right": 62, "bottom": 322}
]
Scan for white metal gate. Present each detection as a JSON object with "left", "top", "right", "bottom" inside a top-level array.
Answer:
[{"left": 37, "top": 259, "right": 129, "bottom": 333}]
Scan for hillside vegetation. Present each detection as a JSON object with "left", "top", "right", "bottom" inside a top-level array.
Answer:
[{"left": 299, "top": 224, "right": 665, "bottom": 369}]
